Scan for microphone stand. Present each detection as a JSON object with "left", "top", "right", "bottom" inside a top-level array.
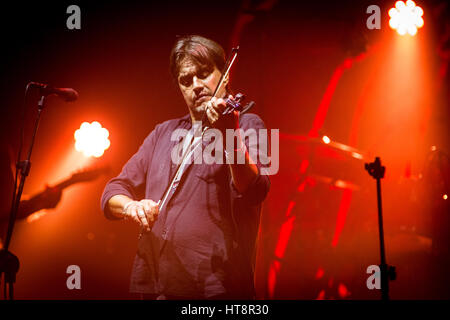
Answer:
[
  {"left": 365, "top": 157, "right": 396, "bottom": 300},
  {"left": 0, "top": 94, "right": 47, "bottom": 300}
]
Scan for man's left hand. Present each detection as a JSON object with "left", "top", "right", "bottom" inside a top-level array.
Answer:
[{"left": 205, "top": 96, "right": 239, "bottom": 132}]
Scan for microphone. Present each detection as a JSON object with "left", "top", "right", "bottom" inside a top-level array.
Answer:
[{"left": 28, "top": 82, "right": 79, "bottom": 102}]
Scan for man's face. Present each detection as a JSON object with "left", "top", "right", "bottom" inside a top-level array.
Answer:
[{"left": 177, "top": 58, "right": 225, "bottom": 119}]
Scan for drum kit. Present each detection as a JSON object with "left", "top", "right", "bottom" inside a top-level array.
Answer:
[
  {"left": 277, "top": 133, "right": 448, "bottom": 252},
  {"left": 266, "top": 133, "right": 449, "bottom": 299}
]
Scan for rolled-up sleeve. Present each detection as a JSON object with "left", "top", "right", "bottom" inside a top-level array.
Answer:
[{"left": 101, "top": 128, "right": 157, "bottom": 219}]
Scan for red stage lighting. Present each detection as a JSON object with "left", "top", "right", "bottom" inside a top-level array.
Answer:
[
  {"left": 74, "top": 121, "right": 110, "bottom": 158},
  {"left": 389, "top": 0, "right": 424, "bottom": 36}
]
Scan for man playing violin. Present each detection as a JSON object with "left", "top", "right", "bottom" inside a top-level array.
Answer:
[{"left": 101, "top": 35, "right": 270, "bottom": 299}]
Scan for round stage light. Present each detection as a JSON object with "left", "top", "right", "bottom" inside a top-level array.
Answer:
[
  {"left": 322, "top": 135, "right": 331, "bottom": 144},
  {"left": 388, "top": 0, "right": 424, "bottom": 36},
  {"left": 74, "top": 121, "right": 110, "bottom": 158}
]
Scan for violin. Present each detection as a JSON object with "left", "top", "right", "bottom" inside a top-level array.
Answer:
[{"left": 223, "top": 92, "right": 255, "bottom": 115}]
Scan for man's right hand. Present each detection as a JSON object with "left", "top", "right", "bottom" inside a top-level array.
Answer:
[{"left": 123, "top": 199, "right": 159, "bottom": 231}]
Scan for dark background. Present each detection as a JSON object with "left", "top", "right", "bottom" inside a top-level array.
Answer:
[{"left": 0, "top": 0, "right": 449, "bottom": 299}]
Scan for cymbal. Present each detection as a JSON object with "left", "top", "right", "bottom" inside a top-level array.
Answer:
[
  {"left": 385, "top": 233, "right": 432, "bottom": 255},
  {"left": 308, "top": 173, "right": 361, "bottom": 191},
  {"left": 280, "top": 132, "right": 366, "bottom": 161}
]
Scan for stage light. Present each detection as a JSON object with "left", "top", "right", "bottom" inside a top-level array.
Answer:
[
  {"left": 322, "top": 135, "right": 331, "bottom": 144},
  {"left": 444, "top": 194, "right": 448, "bottom": 200},
  {"left": 388, "top": 0, "right": 424, "bottom": 36},
  {"left": 315, "top": 267, "right": 325, "bottom": 280},
  {"left": 74, "top": 121, "right": 110, "bottom": 158}
]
